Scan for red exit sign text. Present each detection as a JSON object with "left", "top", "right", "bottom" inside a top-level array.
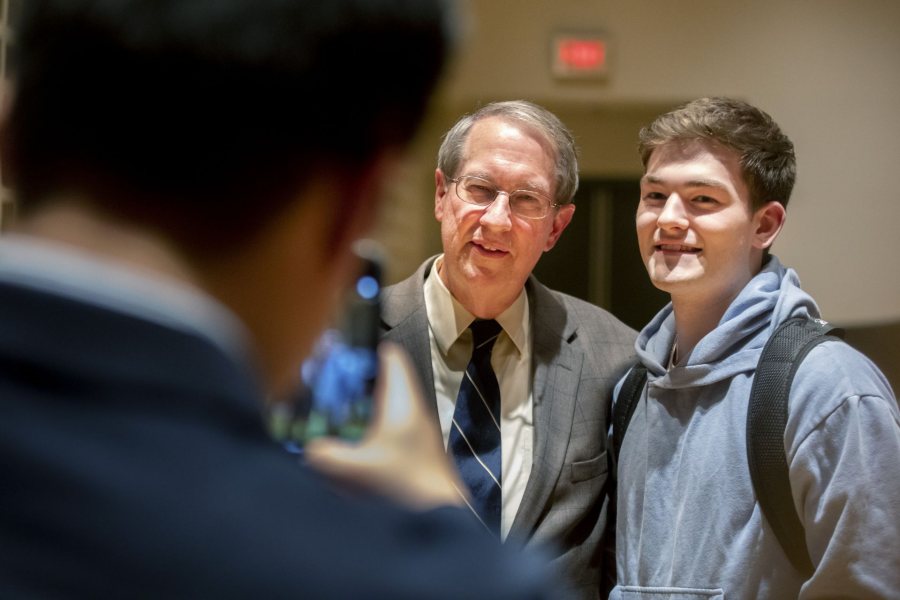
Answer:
[{"left": 552, "top": 34, "right": 608, "bottom": 79}]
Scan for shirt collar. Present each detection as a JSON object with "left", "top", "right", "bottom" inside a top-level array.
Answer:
[{"left": 423, "top": 255, "right": 529, "bottom": 355}]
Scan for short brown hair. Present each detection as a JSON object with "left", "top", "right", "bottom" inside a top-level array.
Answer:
[{"left": 639, "top": 97, "right": 795, "bottom": 210}]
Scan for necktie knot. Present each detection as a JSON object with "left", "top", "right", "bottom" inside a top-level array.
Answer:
[{"left": 469, "top": 319, "right": 502, "bottom": 354}]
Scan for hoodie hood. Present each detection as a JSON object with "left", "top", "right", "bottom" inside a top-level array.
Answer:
[{"left": 635, "top": 255, "right": 820, "bottom": 389}]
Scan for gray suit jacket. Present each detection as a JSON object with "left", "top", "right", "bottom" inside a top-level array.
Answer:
[{"left": 381, "top": 257, "right": 636, "bottom": 599}]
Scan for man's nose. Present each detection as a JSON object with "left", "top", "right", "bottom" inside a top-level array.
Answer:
[
  {"left": 479, "top": 192, "right": 513, "bottom": 230},
  {"left": 657, "top": 194, "right": 688, "bottom": 229}
]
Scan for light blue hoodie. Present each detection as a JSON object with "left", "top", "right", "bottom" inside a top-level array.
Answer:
[{"left": 612, "top": 256, "right": 900, "bottom": 599}]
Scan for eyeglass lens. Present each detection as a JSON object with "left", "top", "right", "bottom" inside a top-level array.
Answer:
[{"left": 455, "top": 176, "right": 551, "bottom": 219}]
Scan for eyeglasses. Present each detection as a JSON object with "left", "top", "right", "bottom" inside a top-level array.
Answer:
[{"left": 449, "top": 175, "right": 558, "bottom": 220}]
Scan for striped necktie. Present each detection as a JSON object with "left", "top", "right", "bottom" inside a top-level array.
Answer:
[{"left": 449, "top": 318, "right": 503, "bottom": 535}]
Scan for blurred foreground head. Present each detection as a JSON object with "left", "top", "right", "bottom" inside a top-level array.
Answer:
[{"left": 2, "top": 0, "right": 456, "bottom": 251}]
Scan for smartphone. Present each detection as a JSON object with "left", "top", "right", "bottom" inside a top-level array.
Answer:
[{"left": 270, "top": 240, "right": 383, "bottom": 451}]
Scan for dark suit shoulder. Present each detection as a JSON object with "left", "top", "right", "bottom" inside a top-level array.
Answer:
[
  {"left": 557, "top": 290, "right": 636, "bottom": 342},
  {"left": 529, "top": 278, "right": 636, "bottom": 345},
  {"left": 381, "top": 256, "right": 436, "bottom": 328},
  {"left": 530, "top": 280, "right": 637, "bottom": 384}
]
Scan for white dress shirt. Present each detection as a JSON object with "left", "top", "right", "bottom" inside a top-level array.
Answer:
[{"left": 423, "top": 256, "right": 533, "bottom": 540}]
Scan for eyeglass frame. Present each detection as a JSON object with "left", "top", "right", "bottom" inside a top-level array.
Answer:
[{"left": 448, "top": 174, "right": 561, "bottom": 220}]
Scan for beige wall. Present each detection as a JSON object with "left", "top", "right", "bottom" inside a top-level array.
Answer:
[{"left": 376, "top": 0, "right": 900, "bottom": 326}]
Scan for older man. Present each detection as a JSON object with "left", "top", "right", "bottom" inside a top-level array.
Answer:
[{"left": 382, "top": 100, "right": 636, "bottom": 598}]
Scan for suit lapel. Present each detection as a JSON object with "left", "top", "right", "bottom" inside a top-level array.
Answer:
[
  {"left": 510, "top": 278, "right": 583, "bottom": 538},
  {"left": 380, "top": 257, "right": 440, "bottom": 420}
]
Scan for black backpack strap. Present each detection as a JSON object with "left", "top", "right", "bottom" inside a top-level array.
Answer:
[
  {"left": 612, "top": 364, "right": 648, "bottom": 477},
  {"left": 746, "top": 316, "right": 844, "bottom": 577},
  {"left": 605, "top": 363, "right": 648, "bottom": 596}
]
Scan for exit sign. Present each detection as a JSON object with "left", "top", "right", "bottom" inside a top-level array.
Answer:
[{"left": 552, "top": 34, "right": 608, "bottom": 79}]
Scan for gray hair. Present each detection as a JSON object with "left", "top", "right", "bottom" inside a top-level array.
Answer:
[{"left": 436, "top": 100, "right": 579, "bottom": 205}]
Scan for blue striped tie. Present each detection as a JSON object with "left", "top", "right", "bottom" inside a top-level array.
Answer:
[{"left": 449, "top": 319, "right": 503, "bottom": 535}]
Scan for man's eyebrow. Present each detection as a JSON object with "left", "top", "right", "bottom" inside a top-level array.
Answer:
[{"left": 641, "top": 174, "right": 728, "bottom": 190}]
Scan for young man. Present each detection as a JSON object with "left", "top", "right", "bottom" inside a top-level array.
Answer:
[
  {"left": 381, "top": 100, "right": 636, "bottom": 598},
  {"left": 0, "top": 1, "right": 557, "bottom": 597},
  {"left": 611, "top": 97, "right": 900, "bottom": 598}
]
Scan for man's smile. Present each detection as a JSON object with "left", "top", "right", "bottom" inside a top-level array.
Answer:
[
  {"left": 655, "top": 243, "right": 701, "bottom": 254},
  {"left": 472, "top": 239, "right": 510, "bottom": 255}
]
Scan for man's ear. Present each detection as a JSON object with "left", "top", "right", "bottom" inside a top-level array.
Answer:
[
  {"left": 434, "top": 169, "right": 449, "bottom": 223},
  {"left": 544, "top": 203, "right": 575, "bottom": 251},
  {"left": 752, "top": 200, "right": 786, "bottom": 250}
]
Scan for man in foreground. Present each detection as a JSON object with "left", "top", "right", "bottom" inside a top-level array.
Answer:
[
  {"left": 611, "top": 97, "right": 899, "bottom": 598},
  {"left": 0, "top": 1, "right": 556, "bottom": 597},
  {"left": 381, "top": 100, "right": 635, "bottom": 598}
]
